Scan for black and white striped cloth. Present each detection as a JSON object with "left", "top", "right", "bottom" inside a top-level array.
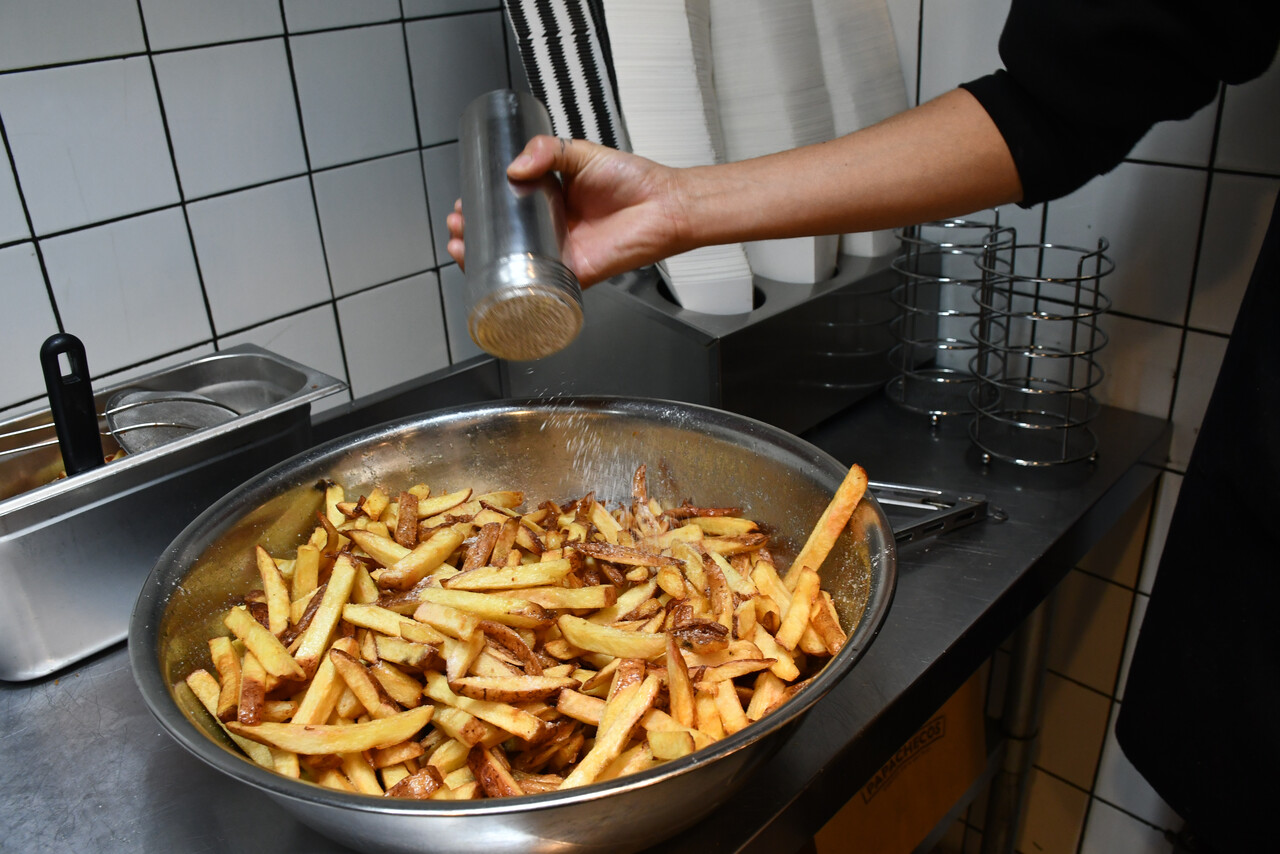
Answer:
[{"left": 502, "top": 0, "right": 630, "bottom": 150}]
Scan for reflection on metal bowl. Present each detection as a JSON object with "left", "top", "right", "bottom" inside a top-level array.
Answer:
[{"left": 130, "top": 397, "right": 896, "bottom": 854}]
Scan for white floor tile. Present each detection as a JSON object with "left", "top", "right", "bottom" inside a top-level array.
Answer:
[
  {"left": 0, "top": 243, "right": 61, "bottom": 406},
  {"left": 154, "top": 39, "right": 306, "bottom": 199},
  {"left": 0, "top": 58, "right": 180, "bottom": 235},
  {"left": 218, "top": 304, "right": 351, "bottom": 413},
  {"left": 1168, "top": 331, "right": 1228, "bottom": 470},
  {"left": 420, "top": 144, "right": 460, "bottom": 267},
  {"left": 1094, "top": 701, "right": 1181, "bottom": 830},
  {"left": 313, "top": 153, "right": 435, "bottom": 296},
  {"left": 290, "top": 24, "right": 418, "bottom": 170},
  {"left": 1080, "top": 798, "right": 1173, "bottom": 854},
  {"left": 1216, "top": 55, "right": 1280, "bottom": 175},
  {"left": 1190, "top": 173, "right": 1279, "bottom": 334},
  {"left": 1045, "top": 162, "right": 1207, "bottom": 326},
  {"left": 40, "top": 209, "right": 210, "bottom": 374},
  {"left": 138, "top": 0, "right": 283, "bottom": 51},
  {"left": 0, "top": 137, "right": 29, "bottom": 244},
  {"left": 187, "top": 178, "right": 330, "bottom": 332},
  {"left": 337, "top": 273, "right": 449, "bottom": 398},
  {"left": 917, "top": 0, "right": 1009, "bottom": 103},
  {"left": 405, "top": 12, "right": 511, "bottom": 146},
  {"left": 0, "top": 0, "right": 144, "bottom": 72},
  {"left": 282, "top": 0, "right": 401, "bottom": 32}
]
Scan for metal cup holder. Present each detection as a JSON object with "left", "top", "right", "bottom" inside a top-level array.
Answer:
[{"left": 969, "top": 237, "right": 1113, "bottom": 466}]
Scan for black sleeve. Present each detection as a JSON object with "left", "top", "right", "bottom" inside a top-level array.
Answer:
[{"left": 960, "top": 0, "right": 1280, "bottom": 205}]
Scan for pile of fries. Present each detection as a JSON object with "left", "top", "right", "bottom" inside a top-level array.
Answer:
[{"left": 183, "top": 462, "right": 868, "bottom": 800}]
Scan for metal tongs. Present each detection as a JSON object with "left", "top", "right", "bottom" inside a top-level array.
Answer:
[{"left": 868, "top": 480, "right": 995, "bottom": 546}]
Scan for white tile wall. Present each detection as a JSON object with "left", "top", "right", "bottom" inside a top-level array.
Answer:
[
  {"left": 313, "top": 152, "right": 435, "bottom": 296},
  {"left": 153, "top": 39, "right": 307, "bottom": 198},
  {"left": 1215, "top": 55, "right": 1280, "bottom": 175},
  {"left": 0, "top": 243, "right": 61, "bottom": 402},
  {"left": 1189, "top": 173, "right": 1280, "bottom": 333},
  {"left": 138, "top": 0, "right": 284, "bottom": 51},
  {"left": 187, "top": 177, "right": 330, "bottom": 331},
  {"left": 336, "top": 272, "right": 451, "bottom": 398},
  {"left": 41, "top": 208, "right": 209, "bottom": 374},
  {"left": 283, "top": 0, "right": 403, "bottom": 33},
  {"left": 1168, "top": 331, "right": 1228, "bottom": 469},
  {"left": 0, "top": 136, "right": 29, "bottom": 244},
  {"left": 0, "top": 58, "right": 179, "bottom": 235},
  {"left": 421, "top": 143, "right": 462, "bottom": 265},
  {"left": 405, "top": 12, "right": 510, "bottom": 145},
  {"left": 0, "top": 0, "right": 145, "bottom": 72},
  {"left": 219, "top": 304, "right": 349, "bottom": 413},
  {"left": 0, "top": 2, "right": 520, "bottom": 419},
  {"left": 1047, "top": 162, "right": 1207, "bottom": 326},
  {"left": 291, "top": 24, "right": 419, "bottom": 169},
  {"left": 439, "top": 262, "right": 484, "bottom": 363}
]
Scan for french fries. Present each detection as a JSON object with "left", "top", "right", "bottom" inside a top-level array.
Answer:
[{"left": 183, "top": 463, "right": 865, "bottom": 801}]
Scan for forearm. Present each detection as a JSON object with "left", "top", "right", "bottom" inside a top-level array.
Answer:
[{"left": 672, "top": 89, "right": 1023, "bottom": 250}]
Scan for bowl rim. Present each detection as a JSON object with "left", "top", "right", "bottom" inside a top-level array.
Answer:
[{"left": 129, "top": 395, "right": 897, "bottom": 816}]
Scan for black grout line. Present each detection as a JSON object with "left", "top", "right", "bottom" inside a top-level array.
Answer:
[
  {"left": 134, "top": 0, "right": 220, "bottom": 348},
  {"left": 278, "top": 0, "right": 351, "bottom": 394},
  {"left": 0, "top": 112, "right": 63, "bottom": 332},
  {"left": 1161, "top": 85, "right": 1228, "bottom": 427}
]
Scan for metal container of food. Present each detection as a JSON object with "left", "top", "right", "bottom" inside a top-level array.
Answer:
[
  {"left": 129, "top": 396, "right": 896, "bottom": 854},
  {"left": 0, "top": 345, "right": 345, "bottom": 681}
]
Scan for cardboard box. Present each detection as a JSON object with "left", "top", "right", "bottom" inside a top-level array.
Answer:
[{"left": 815, "top": 671, "right": 987, "bottom": 854}]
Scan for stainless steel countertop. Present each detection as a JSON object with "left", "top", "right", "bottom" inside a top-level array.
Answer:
[{"left": 0, "top": 394, "right": 1169, "bottom": 853}]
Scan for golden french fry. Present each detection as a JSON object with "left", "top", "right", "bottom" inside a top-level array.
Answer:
[
  {"left": 224, "top": 605, "right": 304, "bottom": 682},
  {"left": 561, "top": 674, "right": 661, "bottom": 789},
  {"left": 448, "top": 674, "right": 580, "bottom": 703},
  {"left": 416, "top": 588, "right": 551, "bottom": 630},
  {"left": 292, "top": 555, "right": 358, "bottom": 676},
  {"left": 775, "top": 565, "right": 822, "bottom": 651},
  {"left": 379, "top": 526, "right": 466, "bottom": 590},
  {"left": 207, "top": 636, "right": 241, "bottom": 723},
  {"left": 557, "top": 615, "right": 668, "bottom": 661},
  {"left": 185, "top": 669, "right": 275, "bottom": 769},
  {"left": 423, "top": 672, "right": 545, "bottom": 742},
  {"left": 228, "top": 705, "right": 433, "bottom": 755},
  {"left": 786, "top": 463, "right": 867, "bottom": 587},
  {"left": 443, "top": 558, "right": 574, "bottom": 591},
  {"left": 255, "top": 546, "right": 291, "bottom": 636},
  {"left": 647, "top": 729, "right": 697, "bottom": 761},
  {"left": 468, "top": 746, "right": 525, "bottom": 798}
]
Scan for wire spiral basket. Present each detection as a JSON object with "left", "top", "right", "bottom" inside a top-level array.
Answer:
[
  {"left": 969, "top": 236, "right": 1113, "bottom": 466},
  {"left": 886, "top": 218, "right": 1011, "bottom": 420}
]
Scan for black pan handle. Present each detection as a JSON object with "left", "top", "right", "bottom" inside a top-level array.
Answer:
[{"left": 40, "top": 333, "right": 104, "bottom": 476}]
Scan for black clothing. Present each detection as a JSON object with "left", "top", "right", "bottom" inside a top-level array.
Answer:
[
  {"left": 961, "top": 0, "right": 1280, "bottom": 204},
  {"left": 959, "top": 2, "right": 1280, "bottom": 849},
  {"left": 1116, "top": 195, "right": 1280, "bottom": 853}
]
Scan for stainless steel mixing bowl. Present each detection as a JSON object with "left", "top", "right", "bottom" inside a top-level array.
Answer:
[{"left": 130, "top": 397, "right": 896, "bottom": 854}]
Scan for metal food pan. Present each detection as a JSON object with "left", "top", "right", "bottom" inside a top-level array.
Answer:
[
  {"left": 0, "top": 345, "right": 345, "bottom": 681},
  {"left": 130, "top": 396, "right": 896, "bottom": 854}
]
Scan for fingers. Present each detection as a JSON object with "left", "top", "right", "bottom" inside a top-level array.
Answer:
[
  {"left": 507, "top": 135, "right": 598, "bottom": 181},
  {"left": 446, "top": 199, "right": 465, "bottom": 269}
]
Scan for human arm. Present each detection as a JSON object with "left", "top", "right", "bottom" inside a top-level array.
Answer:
[{"left": 448, "top": 87, "right": 1021, "bottom": 287}]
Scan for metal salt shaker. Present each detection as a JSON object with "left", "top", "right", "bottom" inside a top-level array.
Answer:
[{"left": 459, "top": 89, "right": 583, "bottom": 361}]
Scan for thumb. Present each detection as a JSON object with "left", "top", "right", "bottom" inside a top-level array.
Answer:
[{"left": 507, "top": 135, "right": 598, "bottom": 181}]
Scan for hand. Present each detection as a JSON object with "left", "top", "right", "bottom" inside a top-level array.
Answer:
[{"left": 446, "top": 136, "right": 687, "bottom": 287}]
